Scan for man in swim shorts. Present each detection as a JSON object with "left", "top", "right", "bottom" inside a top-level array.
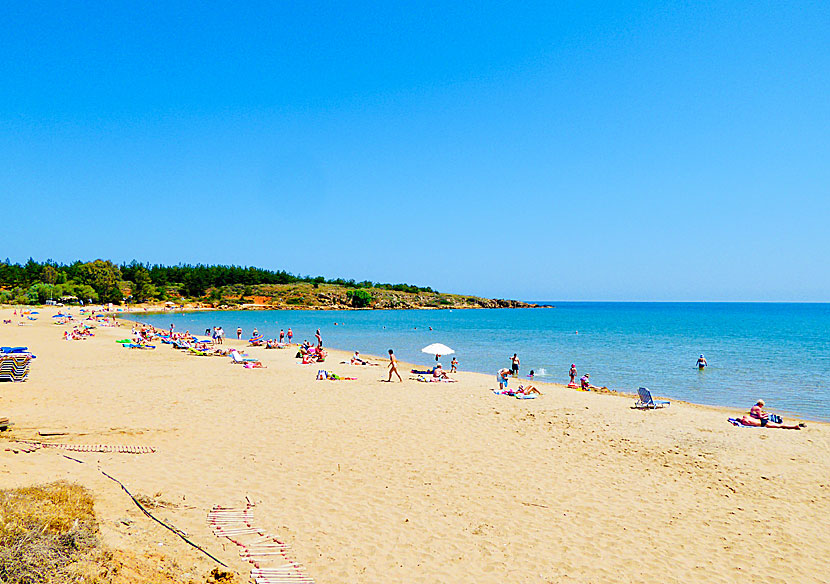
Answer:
[{"left": 511, "top": 353, "right": 520, "bottom": 377}]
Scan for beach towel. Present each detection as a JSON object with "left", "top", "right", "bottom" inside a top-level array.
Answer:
[{"left": 515, "top": 393, "right": 537, "bottom": 399}]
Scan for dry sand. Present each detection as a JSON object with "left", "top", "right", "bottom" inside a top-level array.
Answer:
[{"left": 1, "top": 307, "right": 829, "bottom": 583}]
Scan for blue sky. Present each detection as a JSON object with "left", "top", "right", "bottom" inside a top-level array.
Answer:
[{"left": 2, "top": 2, "right": 828, "bottom": 301}]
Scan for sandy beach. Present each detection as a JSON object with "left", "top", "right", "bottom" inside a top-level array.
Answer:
[{"left": 1, "top": 307, "right": 829, "bottom": 584}]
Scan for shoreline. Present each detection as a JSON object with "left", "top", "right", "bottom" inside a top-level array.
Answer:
[{"left": 118, "top": 308, "right": 826, "bottom": 424}]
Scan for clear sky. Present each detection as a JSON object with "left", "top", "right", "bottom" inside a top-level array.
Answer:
[{"left": 2, "top": 2, "right": 828, "bottom": 301}]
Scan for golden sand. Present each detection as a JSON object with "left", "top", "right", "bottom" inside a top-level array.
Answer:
[{"left": 1, "top": 308, "right": 828, "bottom": 583}]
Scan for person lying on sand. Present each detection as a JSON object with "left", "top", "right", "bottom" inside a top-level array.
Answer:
[
  {"left": 351, "top": 351, "right": 368, "bottom": 365},
  {"left": 739, "top": 400, "right": 804, "bottom": 429},
  {"left": 517, "top": 384, "right": 542, "bottom": 395}
]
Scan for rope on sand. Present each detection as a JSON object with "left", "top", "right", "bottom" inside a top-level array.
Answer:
[
  {"left": 100, "top": 469, "right": 228, "bottom": 567},
  {"left": 31, "top": 446, "right": 229, "bottom": 568},
  {"left": 208, "top": 502, "right": 315, "bottom": 583}
]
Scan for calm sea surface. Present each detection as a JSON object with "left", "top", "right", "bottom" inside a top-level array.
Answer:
[{"left": 127, "top": 303, "right": 830, "bottom": 421}]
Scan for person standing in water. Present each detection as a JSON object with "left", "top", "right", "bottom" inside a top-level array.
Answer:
[
  {"left": 510, "top": 353, "right": 520, "bottom": 377},
  {"left": 287, "top": 328, "right": 293, "bottom": 344},
  {"left": 696, "top": 354, "right": 708, "bottom": 369},
  {"left": 387, "top": 349, "right": 402, "bottom": 382}
]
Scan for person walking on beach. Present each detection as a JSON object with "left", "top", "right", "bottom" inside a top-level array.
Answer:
[
  {"left": 450, "top": 356, "right": 458, "bottom": 372},
  {"left": 569, "top": 364, "right": 577, "bottom": 385},
  {"left": 287, "top": 328, "right": 293, "bottom": 343},
  {"left": 387, "top": 349, "right": 402, "bottom": 382},
  {"left": 696, "top": 354, "right": 708, "bottom": 369},
  {"left": 316, "top": 329, "right": 323, "bottom": 348},
  {"left": 510, "top": 353, "right": 520, "bottom": 377},
  {"left": 236, "top": 327, "right": 242, "bottom": 339}
]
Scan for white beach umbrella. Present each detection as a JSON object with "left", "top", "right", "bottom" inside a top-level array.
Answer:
[{"left": 421, "top": 343, "right": 454, "bottom": 362}]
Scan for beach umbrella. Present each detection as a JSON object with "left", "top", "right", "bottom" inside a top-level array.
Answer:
[{"left": 421, "top": 343, "right": 454, "bottom": 362}]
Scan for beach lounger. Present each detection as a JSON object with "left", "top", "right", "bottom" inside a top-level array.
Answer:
[
  {"left": 230, "top": 351, "right": 259, "bottom": 364},
  {"left": 634, "top": 387, "right": 670, "bottom": 409}
]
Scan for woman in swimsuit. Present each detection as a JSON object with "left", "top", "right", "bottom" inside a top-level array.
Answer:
[
  {"left": 740, "top": 400, "right": 803, "bottom": 429},
  {"left": 387, "top": 349, "right": 402, "bottom": 382}
]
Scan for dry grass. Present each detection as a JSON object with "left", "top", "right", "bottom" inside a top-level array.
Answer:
[{"left": 0, "top": 481, "right": 236, "bottom": 584}]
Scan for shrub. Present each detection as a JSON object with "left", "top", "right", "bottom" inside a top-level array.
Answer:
[{"left": 346, "top": 289, "right": 372, "bottom": 308}]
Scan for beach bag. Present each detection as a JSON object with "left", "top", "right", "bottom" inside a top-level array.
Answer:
[{"left": 769, "top": 414, "right": 783, "bottom": 424}]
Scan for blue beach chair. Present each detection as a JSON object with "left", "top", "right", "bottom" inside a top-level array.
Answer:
[{"left": 634, "top": 387, "right": 670, "bottom": 409}]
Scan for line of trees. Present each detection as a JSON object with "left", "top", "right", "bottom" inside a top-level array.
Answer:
[{"left": 0, "top": 258, "right": 435, "bottom": 305}]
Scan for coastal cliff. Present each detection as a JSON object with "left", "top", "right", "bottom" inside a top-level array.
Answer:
[{"left": 192, "top": 283, "right": 539, "bottom": 310}]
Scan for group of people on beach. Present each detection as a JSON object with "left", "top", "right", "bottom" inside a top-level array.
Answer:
[
  {"left": 112, "top": 318, "right": 809, "bottom": 429},
  {"left": 206, "top": 326, "right": 225, "bottom": 344}
]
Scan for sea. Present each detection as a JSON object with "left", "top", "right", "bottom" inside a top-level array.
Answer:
[{"left": 126, "top": 302, "right": 830, "bottom": 422}]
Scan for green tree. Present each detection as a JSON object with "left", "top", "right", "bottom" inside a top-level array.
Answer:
[
  {"left": 78, "top": 260, "right": 123, "bottom": 304},
  {"left": 41, "top": 265, "right": 58, "bottom": 285},
  {"left": 183, "top": 271, "right": 207, "bottom": 297},
  {"left": 346, "top": 289, "right": 372, "bottom": 308},
  {"left": 131, "top": 268, "right": 156, "bottom": 303}
]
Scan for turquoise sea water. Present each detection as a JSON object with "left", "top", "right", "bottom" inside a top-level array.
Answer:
[{"left": 127, "top": 303, "right": 830, "bottom": 421}]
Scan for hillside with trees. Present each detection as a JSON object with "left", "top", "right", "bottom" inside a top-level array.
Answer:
[{"left": 0, "top": 259, "right": 536, "bottom": 309}]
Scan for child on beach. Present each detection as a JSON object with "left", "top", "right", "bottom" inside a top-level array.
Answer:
[
  {"left": 450, "top": 357, "right": 458, "bottom": 372},
  {"left": 580, "top": 374, "right": 599, "bottom": 391},
  {"left": 569, "top": 364, "right": 577, "bottom": 385}
]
